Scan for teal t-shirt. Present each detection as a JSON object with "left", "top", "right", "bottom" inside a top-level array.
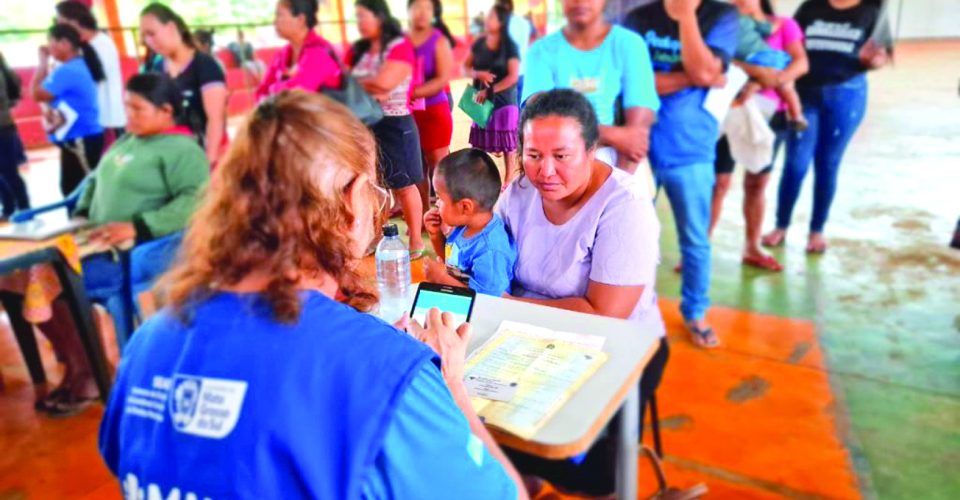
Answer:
[{"left": 521, "top": 25, "right": 660, "bottom": 126}]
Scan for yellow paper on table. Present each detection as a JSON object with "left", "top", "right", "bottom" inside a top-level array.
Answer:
[{"left": 465, "top": 322, "right": 607, "bottom": 439}]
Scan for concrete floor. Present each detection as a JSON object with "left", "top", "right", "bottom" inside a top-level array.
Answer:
[{"left": 1, "top": 40, "right": 958, "bottom": 499}]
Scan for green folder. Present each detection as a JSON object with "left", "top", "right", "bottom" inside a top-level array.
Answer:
[{"left": 458, "top": 86, "right": 494, "bottom": 129}]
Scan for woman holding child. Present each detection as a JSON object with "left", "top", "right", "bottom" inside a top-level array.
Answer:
[
  {"left": 495, "top": 89, "right": 667, "bottom": 497},
  {"left": 710, "top": 0, "right": 809, "bottom": 272}
]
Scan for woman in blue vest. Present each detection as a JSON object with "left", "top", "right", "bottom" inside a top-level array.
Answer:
[{"left": 99, "top": 91, "right": 527, "bottom": 499}]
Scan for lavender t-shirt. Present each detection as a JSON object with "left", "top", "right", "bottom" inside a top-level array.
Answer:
[{"left": 495, "top": 167, "right": 665, "bottom": 338}]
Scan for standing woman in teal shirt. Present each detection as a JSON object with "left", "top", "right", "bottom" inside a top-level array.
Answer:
[
  {"left": 30, "top": 23, "right": 105, "bottom": 196},
  {"left": 521, "top": 0, "right": 659, "bottom": 172},
  {"left": 31, "top": 73, "right": 209, "bottom": 415}
]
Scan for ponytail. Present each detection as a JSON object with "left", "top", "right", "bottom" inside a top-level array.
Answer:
[
  {"left": 80, "top": 42, "right": 106, "bottom": 82},
  {"left": 141, "top": 2, "right": 196, "bottom": 49},
  {"left": 49, "top": 23, "right": 105, "bottom": 82},
  {"left": 431, "top": 0, "right": 457, "bottom": 47}
]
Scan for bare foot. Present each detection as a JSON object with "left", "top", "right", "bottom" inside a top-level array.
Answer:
[
  {"left": 806, "top": 232, "right": 827, "bottom": 254},
  {"left": 761, "top": 229, "right": 786, "bottom": 248}
]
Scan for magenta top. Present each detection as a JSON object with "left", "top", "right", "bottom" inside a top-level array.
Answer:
[
  {"left": 759, "top": 16, "right": 804, "bottom": 111},
  {"left": 256, "top": 31, "right": 342, "bottom": 101},
  {"left": 495, "top": 167, "right": 666, "bottom": 338},
  {"left": 413, "top": 29, "right": 449, "bottom": 107}
]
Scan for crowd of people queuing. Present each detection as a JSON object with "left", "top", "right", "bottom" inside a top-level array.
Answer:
[{"left": 0, "top": 0, "right": 892, "bottom": 497}]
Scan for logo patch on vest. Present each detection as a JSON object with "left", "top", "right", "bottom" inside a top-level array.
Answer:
[{"left": 167, "top": 375, "right": 248, "bottom": 439}]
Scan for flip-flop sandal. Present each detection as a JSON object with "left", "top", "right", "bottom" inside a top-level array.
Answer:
[
  {"left": 34, "top": 386, "right": 71, "bottom": 411},
  {"left": 640, "top": 445, "right": 709, "bottom": 500},
  {"left": 742, "top": 254, "right": 783, "bottom": 272},
  {"left": 686, "top": 321, "right": 719, "bottom": 349},
  {"left": 409, "top": 249, "right": 426, "bottom": 261},
  {"left": 42, "top": 393, "right": 97, "bottom": 418}
]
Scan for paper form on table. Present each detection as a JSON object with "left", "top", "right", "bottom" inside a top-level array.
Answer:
[{"left": 464, "top": 322, "right": 607, "bottom": 439}]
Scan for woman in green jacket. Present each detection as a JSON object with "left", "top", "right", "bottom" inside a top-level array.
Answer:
[{"left": 37, "top": 72, "right": 210, "bottom": 415}]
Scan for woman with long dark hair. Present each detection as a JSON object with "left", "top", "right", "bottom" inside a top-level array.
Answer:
[
  {"left": 350, "top": 0, "right": 426, "bottom": 258},
  {"left": 408, "top": 0, "right": 455, "bottom": 209},
  {"left": 764, "top": 0, "right": 889, "bottom": 253},
  {"left": 55, "top": 1, "right": 127, "bottom": 142},
  {"left": 464, "top": 4, "right": 521, "bottom": 187},
  {"left": 140, "top": 2, "right": 228, "bottom": 166},
  {"left": 256, "top": 0, "right": 342, "bottom": 99},
  {"left": 30, "top": 23, "right": 105, "bottom": 196}
]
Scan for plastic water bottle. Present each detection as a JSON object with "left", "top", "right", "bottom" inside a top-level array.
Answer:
[{"left": 375, "top": 223, "right": 411, "bottom": 323}]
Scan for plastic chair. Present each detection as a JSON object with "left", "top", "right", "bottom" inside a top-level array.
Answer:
[{"left": 10, "top": 177, "right": 90, "bottom": 223}]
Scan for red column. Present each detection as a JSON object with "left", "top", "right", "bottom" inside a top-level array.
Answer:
[
  {"left": 335, "top": 0, "right": 349, "bottom": 46},
  {"left": 96, "top": 0, "right": 127, "bottom": 58}
]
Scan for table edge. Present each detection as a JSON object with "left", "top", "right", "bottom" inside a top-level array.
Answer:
[{"left": 493, "top": 337, "right": 660, "bottom": 459}]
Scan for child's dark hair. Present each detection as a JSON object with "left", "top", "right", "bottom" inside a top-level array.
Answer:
[
  {"left": 438, "top": 148, "right": 502, "bottom": 211},
  {"left": 282, "top": 0, "right": 319, "bottom": 29},
  {"left": 194, "top": 29, "right": 215, "bottom": 49},
  {"left": 55, "top": 1, "right": 98, "bottom": 30},
  {"left": 48, "top": 23, "right": 105, "bottom": 83},
  {"left": 126, "top": 72, "right": 185, "bottom": 124},
  {"left": 519, "top": 89, "right": 599, "bottom": 151}
]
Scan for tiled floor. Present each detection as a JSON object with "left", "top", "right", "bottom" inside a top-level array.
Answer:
[{"left": 1, "top": 40, "right": 958, "bottom": 499}]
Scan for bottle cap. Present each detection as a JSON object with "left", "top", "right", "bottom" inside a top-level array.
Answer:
[{"left": 382, "top": 223, "right": 399, "bottom": 237}]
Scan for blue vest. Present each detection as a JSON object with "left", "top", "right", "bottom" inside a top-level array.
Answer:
[{"left": 100, "top": 291, "right": 437, "bottom": 499}]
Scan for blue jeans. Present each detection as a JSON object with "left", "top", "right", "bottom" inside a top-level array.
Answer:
[
  {"left": 776, "top": 75, "right": 868, "bottom": 233},
  {"left": 131, "top": 231, "right": 184, "bottom": 301},
  {"left": 82, "top": 232, "right": 184, "bottom": 348},
  {"left": 82, "top": 252, "right": 131, "bottom": 347},
  {"left": 656, "top": 162, "right": 715, "bottom": 321}
]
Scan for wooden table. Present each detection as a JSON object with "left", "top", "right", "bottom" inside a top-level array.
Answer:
[
  {"left": 385, "top": 289, "right": 660, "bottom": 499},
  {"left": 0, "top": 236, "right": 114, "bottom": 402}
]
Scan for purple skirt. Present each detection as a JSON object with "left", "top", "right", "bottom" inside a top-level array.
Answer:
[{"left": 470, "top": 105, "right": 519, "bottom": 153}]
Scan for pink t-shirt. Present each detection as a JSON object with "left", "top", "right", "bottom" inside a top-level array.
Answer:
[
  {"left": 256, "top": 31, "right": 342, "bottom": 101},
  {"left": 759, "top": 16, "right": 804, "bottom": 111},
  {"left": 349, "top": 38, "right": 416, "bottom": 116},
  {"left": 494, "top": 167, "right": 666, "bottom": 338}
]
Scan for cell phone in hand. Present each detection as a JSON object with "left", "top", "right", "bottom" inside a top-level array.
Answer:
[{"left": 410, "top": 283, "right": 476, "bottom": 328}]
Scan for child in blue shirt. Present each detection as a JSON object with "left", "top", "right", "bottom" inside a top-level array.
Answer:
[{"left": 423, "top": 148, "right": 516, "bottom": 296}]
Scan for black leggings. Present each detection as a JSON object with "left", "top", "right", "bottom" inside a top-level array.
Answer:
[
  {"left": 506, "top": 337, "right": 671, "bottom": 496},
  {"left": 59, "top": 133, "right": 104, "bottom": 197},
  {"left": 0, "top": 126, "right": 30, "bottom": 216}
]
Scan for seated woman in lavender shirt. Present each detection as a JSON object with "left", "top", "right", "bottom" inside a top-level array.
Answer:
[{"left": 494, "top": 89, "right": 667, "bottom": 497}]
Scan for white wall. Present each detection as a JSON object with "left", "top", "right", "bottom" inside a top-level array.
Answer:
[{"left": 774, "top": 0, "right": 960, "bottom": 40}]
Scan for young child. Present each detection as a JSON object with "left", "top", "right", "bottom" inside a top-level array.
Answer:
[
  {"left": 423, "top": 148, "right": 516, "bottom": 296},
  {"left": 736, "top": 15, "right": 807, "bottom": 130}
]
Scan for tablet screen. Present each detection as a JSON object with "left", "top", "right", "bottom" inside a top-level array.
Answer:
[{"left": 411, "top": 289, "right": 473, "bottom": 327}]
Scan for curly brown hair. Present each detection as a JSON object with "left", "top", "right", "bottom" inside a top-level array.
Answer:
[{"left": 159, "top": 91, "right": 381, "bottom": 323}]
